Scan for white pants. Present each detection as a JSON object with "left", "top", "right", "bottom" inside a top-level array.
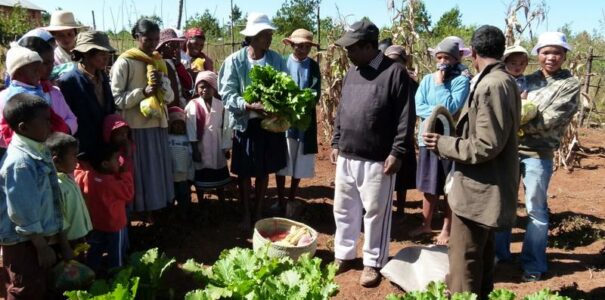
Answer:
[
  {"left": 277, "top": 138, "right": 316, "bottom": 178},
  {"left": 333, "top": 156, "right": 395, "bottom": 267}
]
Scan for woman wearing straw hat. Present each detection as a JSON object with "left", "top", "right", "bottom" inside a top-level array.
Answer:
[
  {"left": 57, "top": 31, "right": 117, "bottom": 162},
  {"left": 274, "top": 29, "right": 321, "bottom": 217},
  {"left": 219, "top": 12, "right": 288, "bottom": 228},
  {"left": 45, "top": 10, "right": 88, "bottom": 65},
  {"left": 412, "top": 37, "right": 471, "bottom": 244}
]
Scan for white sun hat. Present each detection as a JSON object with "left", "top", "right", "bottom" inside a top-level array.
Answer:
[
  {"left": 240, "top": 12, "right": 276, "bottom": 37},
  {"left": 45, "top": 10, "right": 88, "bottom": 31},
  {"left": 531, "top": 32, "right": 572, "bottom": 55}
]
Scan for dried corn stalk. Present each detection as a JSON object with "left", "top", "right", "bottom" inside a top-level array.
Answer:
[
  {"left": 504, "top": 0, "right": 547, "bottom": 46},
  {"left": 316, "top": 44, "right": 349, "bottom": 144}
]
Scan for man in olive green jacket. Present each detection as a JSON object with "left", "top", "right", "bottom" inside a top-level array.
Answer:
[{"left": 423, "top": 25, "right": 520, "bottom": 299}]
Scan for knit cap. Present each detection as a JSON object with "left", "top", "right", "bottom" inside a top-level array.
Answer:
[{"left": 5, "top": 46, "right": 43, "bottom": 76}]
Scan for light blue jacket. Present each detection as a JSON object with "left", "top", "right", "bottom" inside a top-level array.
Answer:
[
  {"left": 415, "top": 71, "right": 470, "bottom": 146},
  {"left": 218, "top": 47, "right": 287, "bottom": 132},
  {"left": 0, "top": 134, "right": 63, "bottom": 245}
]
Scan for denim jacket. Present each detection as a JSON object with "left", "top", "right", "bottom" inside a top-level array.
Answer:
[
  {"left": 0, "top": 134, "right": 63, "bottom": 245},
  {"left": 218, "top": 47, "right": 287, "bottom": 132}
]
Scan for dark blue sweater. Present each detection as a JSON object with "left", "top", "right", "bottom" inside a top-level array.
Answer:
[{"left": 57, "top": 68, "right": 116, "bottom": 160}]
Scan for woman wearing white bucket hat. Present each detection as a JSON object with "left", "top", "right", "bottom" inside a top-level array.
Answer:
[
  {"left": 219, "top": 12, "right": 287, "bottom": 229},
  {"left": 45, "top": 10, "right": 88, "bottom": 65},
  {"left": 494, "top": 31, "right": 580, "bottom": 282}
]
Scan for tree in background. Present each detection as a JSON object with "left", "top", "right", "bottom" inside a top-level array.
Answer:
[
  {"left": 272, "top": 0, "right": 321, "bottom": 36},
  {"left": 185, "top": 9, "right": 222, "bottom": 38},
  {"left": 0, "top": 5, "right": 30, "bottom": 44},
  {"left": 432, "top": 7, "right": 474, "bottom": 41}
]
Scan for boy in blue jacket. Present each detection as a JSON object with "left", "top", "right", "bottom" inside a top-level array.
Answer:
[{"left": 0, "top": 93, "right": 72, "bottom": 299}]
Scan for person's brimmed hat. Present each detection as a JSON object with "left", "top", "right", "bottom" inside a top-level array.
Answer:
[
  {"left": 45, "top": 10, "right": 88, "bottom": 31},
  {"left": 531, "top": 32, "right": 572, "bottom": 55},
  {"left": 429, "top": 36, "right": 471, "bottom": 58},
  {"left": 430, "top": 38, "right": 461, "bottom": 61},
  {"left": 384, "top": 45, "right": 407, "bottom": 61},
  {"left": 240, "top": 12, "right": 276, "bottom": 37},
  {"left": 5, "top": 45, "right": 43, "bottom": 77},
  {"left": 156, "top": 28, "right": 186, "bottom": 50},
  {"left": 282, "top": 29, "right": 318, "bottom": 47},
  {"left": 335, "top": 20, "right": 379, "bottom": 47},
  {"left": 72, "top": 31, "right": 116, "bottom": 53},
  {"left": 502, "top": 44, "right": 528, "bottom": 61}
]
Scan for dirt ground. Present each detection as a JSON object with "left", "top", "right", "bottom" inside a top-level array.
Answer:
[
  {"left": 123, "top": 128, "right": 605, "bottom": 299},
  {"left": 1, "top": 129, "right": 603, "bottom": 299}
]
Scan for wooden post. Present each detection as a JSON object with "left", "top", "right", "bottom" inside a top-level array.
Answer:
[
  {"left": 231, "top": 0, "right": 235, "bottom": 52},
  {"left": 177, "top": 0, "right": 184, "bottom": 29},
  {"left": 580, "top": 47, "right": 594, "bottom": 126},
  {"left": 316, "top": 5, "right": 321, "bottom": 51},
  {"left": 91, "top": 10, "right": 96, "bottom": 30}
]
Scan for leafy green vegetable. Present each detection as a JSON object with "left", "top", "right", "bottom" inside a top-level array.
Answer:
[
  {"left": 182, "top": 246, "right": 338, "bottom": 299},
  {"left": 489, "top": 289, "right": 517, "bottom": 300},
  {"left": 129, "top": 248, "right": 176, "bottom": 300},
  {"left": 64, "top": 248, "right": 174, "bottom": 300},
  {"left": 243, "top": 65, "right": 317, "bottom": 131},
  {"left": 523, "top": 289, "right": 572, "bottom": 300},
  {"left": 63, "top": 267, "right": 140, "bottom": 300},
  {"left": 386, "top": 282, "right": 571, "bottom": 300}
]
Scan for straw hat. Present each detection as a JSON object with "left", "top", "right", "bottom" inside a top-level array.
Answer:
[
  {"left": 45, "top": 11, "right": 88, "bottom": 31},
  {"left": 240, "top": 13, "right": 276, "bottom": 37},
  {"left": 73, "top": 31, "right": 116, "bottom": 53},
  {"left": 282, "top": 29, "right": 318, "bottom": 47}
]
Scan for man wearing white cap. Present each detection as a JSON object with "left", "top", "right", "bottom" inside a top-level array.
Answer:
[
  {"left": 497, "top": 32, "right": 580, "bottom": 282},
  {"left": 218, "top": 13, "right": 288, "bottom": 228}
]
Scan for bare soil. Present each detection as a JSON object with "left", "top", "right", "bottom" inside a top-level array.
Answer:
[{"left": 2, "top": 129, "right": 604, "bottom": 299}]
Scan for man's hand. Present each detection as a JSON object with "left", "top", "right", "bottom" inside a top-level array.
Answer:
[
  {"left": 383, "top": 155, "right": 401, "bottom": 175},
  {"left": 330, "top": 149, "right": 339, "bottom": 165},
  {"left": 423, "top": 133, "right": 441, "bottom": 150}
]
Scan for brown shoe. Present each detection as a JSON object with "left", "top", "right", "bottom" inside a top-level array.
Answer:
[
  {"left": 334, "top": 258, "right": 353, "bottom": 275},
  {"left": 359, "top": 266, "right": 381, "bottom": 287}
]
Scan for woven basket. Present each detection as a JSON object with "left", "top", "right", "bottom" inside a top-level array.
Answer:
[{"left": 253, "top": 217, "right": 318, "bottom": 260}]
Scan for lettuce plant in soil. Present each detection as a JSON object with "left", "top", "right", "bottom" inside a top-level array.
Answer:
[
  {"left": 386, "top": 281, "right": 572, "bottom": 300},
  {"left": 182, "top": 246, "right": 339, "bottom": 299}
]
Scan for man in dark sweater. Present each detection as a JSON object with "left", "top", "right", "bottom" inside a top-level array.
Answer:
[{"left": 330, "top": 19, "right": 414, "bottom": 287}]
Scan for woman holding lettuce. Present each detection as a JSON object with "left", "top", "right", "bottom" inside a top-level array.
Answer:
[{"left": 218, "top": 12, "right": 288, "bottom": 229}]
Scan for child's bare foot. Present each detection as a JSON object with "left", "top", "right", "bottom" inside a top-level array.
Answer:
[
  {"left": 435, "top": 231, "right": 450, "bottom": 245},
  {"left": 409, "top": 226, "right": 432, "bottom": 237}
]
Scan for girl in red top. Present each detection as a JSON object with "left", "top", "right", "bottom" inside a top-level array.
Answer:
[{"left": 75, "top": 145, "right": 134, "bottom": 275}]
